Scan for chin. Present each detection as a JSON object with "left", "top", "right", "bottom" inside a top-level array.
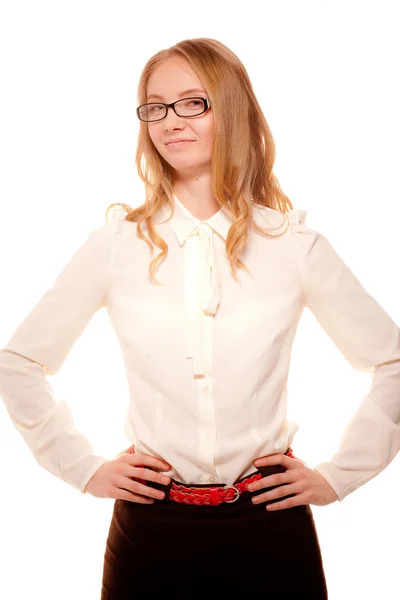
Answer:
[{"left": 169, "top": 159, "right": 202, "bottom": 169}]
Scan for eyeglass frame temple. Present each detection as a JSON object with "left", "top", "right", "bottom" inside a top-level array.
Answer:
[{"left": 136, "top": 97, "right": 212, "bottom": 122}]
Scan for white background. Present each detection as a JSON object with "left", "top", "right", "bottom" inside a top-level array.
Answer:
[{"left": 0, "top": 0, "right": 399, "bottom": 598}]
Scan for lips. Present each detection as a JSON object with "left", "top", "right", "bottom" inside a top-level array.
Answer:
[{"left": 165, "top": 139, "right": 194, "bottom": 145}]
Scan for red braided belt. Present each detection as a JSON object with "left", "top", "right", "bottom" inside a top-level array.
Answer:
[
  {"left": 170, "top": 472, "right": 261, "bottom": 506},
  {"left": 128, "top": 446, "right": 295, "bottom": 506}
]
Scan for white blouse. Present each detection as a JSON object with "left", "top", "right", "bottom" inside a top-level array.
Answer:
[{"left": 1, "top": 194, "right": 400, "bottom": 500}]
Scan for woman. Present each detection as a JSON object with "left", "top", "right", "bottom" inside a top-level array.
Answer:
[{"left": 1, "top": 38, "right": 400, "bottom": 598}]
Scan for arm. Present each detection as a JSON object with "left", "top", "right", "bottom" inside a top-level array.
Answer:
[
  {"left": 0, "top": 206, "right": 125, "bottom": 493},
  {"left": 290, "top": 208, "right": 400, "bottom": 502}
]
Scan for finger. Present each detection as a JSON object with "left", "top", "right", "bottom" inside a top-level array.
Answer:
[
  {"left": 116, "top": 488, "right": 155, "bottom": 504},
  {"left": 254, "top": 453, "right": 296, "bottom": 469},
  {"left": 129, "top": 479, "right": 167, "bottom": 501},
  {"left": 252, "top": 481, "right": 302, "bottom": 505},
  {"left": 265, "top": 493, "right": 309, "bottom": 511},
  {"left": 127, "top": 452, "right": 171, "bottom": 471},
  {"left": 247, "top": 470, "right": 295, "bottom": 492},
  {"left": 129, "top": 465, "right": 171, "bottom": 486}
]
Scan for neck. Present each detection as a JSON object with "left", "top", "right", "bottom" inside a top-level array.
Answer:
[{"left": 173, "top": 171, "right": 220, "bottom": 221}]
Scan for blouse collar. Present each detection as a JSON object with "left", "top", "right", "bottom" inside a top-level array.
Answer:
[{"left": 159, "top": 193, "right": 233, "bottom": 245}]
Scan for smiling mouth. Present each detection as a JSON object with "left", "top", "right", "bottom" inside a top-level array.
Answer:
[{"left": 166, "top": 140, "right": 195, "bottom": 147}]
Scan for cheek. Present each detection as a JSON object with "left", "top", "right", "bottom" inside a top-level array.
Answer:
[
  {"left": 203, "top": 118, "right": 214, "bottom": 147},
  {"left": 147, "top": 123, "right": 164, "bottom": 147},
  {"left": 148, "top": 130, "right": 169, "bottom": 159},
  {"left": 203, "top": 129, "right": 214, "bottom": 153}
]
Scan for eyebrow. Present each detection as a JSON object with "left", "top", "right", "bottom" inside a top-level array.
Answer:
[{"left": 147, "top": 88, "right": 207, "bottom": 101}]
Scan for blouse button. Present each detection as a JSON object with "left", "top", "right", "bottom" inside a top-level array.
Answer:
[{"left": 208, "top": 476, "right": 216, "bottom": 483}]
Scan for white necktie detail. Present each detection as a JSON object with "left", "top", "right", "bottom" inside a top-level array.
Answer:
[
  {"left": 185, "top": 222, "right": 221, "bottom": 375},
  {"left": 198, "top": 222, "right": 221, "bottom": 315}
]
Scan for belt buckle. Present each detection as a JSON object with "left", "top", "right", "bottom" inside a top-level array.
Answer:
[{"left": 223, "top": 484, "right": 240, "bottom": 503}]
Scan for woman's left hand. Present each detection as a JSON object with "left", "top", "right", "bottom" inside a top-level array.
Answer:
[{"left": 247, "top": 452, "right": 340, "bottom": 510}]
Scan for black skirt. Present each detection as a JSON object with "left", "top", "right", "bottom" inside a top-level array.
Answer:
[{"left": 101, "top": 459, "right": 329, "bottom": 599}]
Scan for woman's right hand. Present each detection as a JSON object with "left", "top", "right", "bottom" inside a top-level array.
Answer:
[{"left": 84, "top": 445, "right": 171, "bottom": 503}]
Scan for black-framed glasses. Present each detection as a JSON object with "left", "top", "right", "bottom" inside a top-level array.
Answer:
[{"left": 136, "top": 97, "right": 211, "bottom": 122}]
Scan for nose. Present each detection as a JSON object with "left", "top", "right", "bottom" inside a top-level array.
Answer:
[{"left": 162, "top": 105, "right": 184, "bottom": 130}]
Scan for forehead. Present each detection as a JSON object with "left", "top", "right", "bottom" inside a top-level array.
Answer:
[{"left": 146, "top": 57, "right": 206, "bottom": 101}]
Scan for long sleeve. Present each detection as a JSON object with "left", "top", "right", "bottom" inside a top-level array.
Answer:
[
  {"left": 0, "top": 206, "right": 125, "bottom": 494},
  {"left": 289, "top": 208, "right": 400, "bottom": 502}
]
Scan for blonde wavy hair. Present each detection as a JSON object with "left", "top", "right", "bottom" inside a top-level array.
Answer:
[{"left": 106, "top": 37, "right": 293, "bottom": 285}]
